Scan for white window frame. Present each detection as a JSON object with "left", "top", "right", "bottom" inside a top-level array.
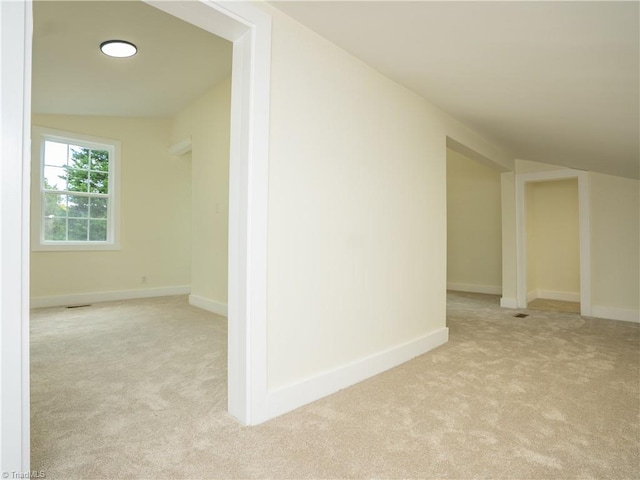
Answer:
[{"left": 31, "top": 126, "right": 120, "bottom": 251}]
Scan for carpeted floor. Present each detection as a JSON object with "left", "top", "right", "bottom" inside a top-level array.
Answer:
[{"left": 30, "top": 292, "right": 639, "bottom": 479}]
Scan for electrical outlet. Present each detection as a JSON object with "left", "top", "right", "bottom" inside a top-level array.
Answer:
[{"left": 141, "top": 275, "right": 147, "bottom": 284}]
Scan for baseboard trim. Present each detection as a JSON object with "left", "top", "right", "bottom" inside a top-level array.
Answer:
[
  {"left": 500, "top": 297, "right": 518, "bottom": 309},
  {"left": 189, "top": 294, "right": 228, "bottom": 318},
  {"left": 590, "top": 306, "right": 639, "bottom": 323},
  {"left": 532, "top": 290, "right": 581, "bottom": 303},
  {"left": 266, "top": 327, "right": 449, "bottom": 420},
  {"left": 447, "top": 283, "right": 502, "bottom": 295},
  {"left": 31, "top": 285, "right": 191, "bottom": 309}
]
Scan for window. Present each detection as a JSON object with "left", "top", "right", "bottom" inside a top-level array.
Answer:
[{"left": 32, "top": 127, "right": 120, "bottom": 250}]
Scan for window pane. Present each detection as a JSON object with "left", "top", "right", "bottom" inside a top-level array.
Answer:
[
  {"left": 89, "top": 220, "right": 107, "bottom": 241},
  {"left": 65, "top": 168, "right": 89, "bottom": 192},
  {"left": 38, "top": 130, "right": 116, "bottom": 248},
  {"left": 44, "top": 193, "right": 67, "bottom": 217},
  {"left": 89, "top": 171, "right": 109, "bottom": 194},
  {"left": 90, "top": 150, "right": 109, "bottom": 171},
  {"left": 69, "top": 145, "right": 90, "bottom": 169},
  {"left": 68, "top": 219, "right": 88, "bottom": 241},
  {"left": 44, "top": 141, "right": 68, "bottom": 167},
  {"left": 43, "top": 166, "right": 67, "bottom": 190},
  {"left": 68, "top": 195, "right": 89, "bottom": 218},
  {"left": 44, "top": 217, "right": 66, "bottom": 241},
  {"left": 89, "top": 197, "right": 108, "bottom": 219}
]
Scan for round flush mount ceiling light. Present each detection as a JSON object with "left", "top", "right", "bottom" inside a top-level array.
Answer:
[{"left": 100, "top": 40, "right": 137, "bottom": 58}]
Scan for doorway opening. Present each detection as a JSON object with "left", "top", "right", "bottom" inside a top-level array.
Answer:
[
  {"left": 1, "top": 0, "right": 271, "bottom": 470},
  {"left": 515, "top": 170, "right": 591, "bottom": 316},
  {"left": 445, "top": 138, "right": 505, "bottom": 316},
  {"left": 29, "top": 1, "right": 235, "bottom": 472},
  {"left": 524, "top": 178, "right": 581, "bottom": 314}
]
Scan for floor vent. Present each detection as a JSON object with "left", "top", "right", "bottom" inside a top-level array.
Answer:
[
  {"left": 66, "top": 304, "right": 91, "bottom": 309},
  {"left": 513, "top": 313, "right": 529, "bottom": 318}
]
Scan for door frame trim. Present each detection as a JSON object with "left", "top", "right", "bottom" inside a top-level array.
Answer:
[{"left": 515, "top": 169, "right": 591, "bottom": 315}]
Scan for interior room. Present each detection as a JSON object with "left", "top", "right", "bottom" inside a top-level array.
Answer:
[
  {"left": 29, "top": 1, "right": 234, "bottom": 473},
  {"left": 1, "top": 1, "right": 638, "bottom": 478},
  {"left": 446, "top": 144, "right": 503, "bottom": 299}
]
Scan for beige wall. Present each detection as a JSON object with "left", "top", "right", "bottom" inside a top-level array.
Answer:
[
  {"left": 172, "top": 78, "right": 231, "bottom": 309},
  {"left": 590, "top": 172, "right": 639, "bottom": 312},
  {"left": 31, "top": 115, "right": 191, "bottom": 299},
  {"left": 264, "top": 6, "right": 509, "bottom": 390},
  {"left": 526, "top": 179, "right": 580, "bottom": 300},
  {"left": 446, "top": 148, "right": 502, "bottom": 292},
  {"left": 501, "top": 159, "right": 639, "bottom": 320}
]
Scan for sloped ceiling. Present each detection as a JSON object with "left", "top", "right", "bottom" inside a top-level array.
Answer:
[
  {"left": 33, "top": 1, "right": 639, "bottom": 178},
  {"left": 271, "top": 1, "right": 639, "bottom": 179},
  {"left": 32, "top": 1, "right": 232, "bottom": 117}
]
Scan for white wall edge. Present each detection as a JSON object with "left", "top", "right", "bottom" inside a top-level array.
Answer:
[
  {"left": 189, "top": 294, "right": 228, "bottom": 318},
  {"left": 447, "top": 283, "right": 502, "bottom": 295},
  {"left": 266, "top": 327, "right": 449, "bottom": 420},
  {"left": 590, "top": 306, "right": 640, "bottom": 323},
  {"left": 31, "top": 285, "right": 191, "bottom": 309},
  {"left": 500, "top": 297, "right": 518, "bottom": 309},
  {"left": 1, "top": 0, "right": 32, "bottom": 471}
]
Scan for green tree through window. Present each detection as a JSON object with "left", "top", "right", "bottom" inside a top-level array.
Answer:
[{"left": 42, "top": 141, "right": 111, "bottom": 242}]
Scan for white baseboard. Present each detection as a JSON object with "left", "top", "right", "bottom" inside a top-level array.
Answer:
[
  {"left": 534, "top": 290, "right": 581, "bottom": 303},
  {"left": 189, "top": 294, "right": 228, "bottom": 318},
  {"left": 527, "top": 290, "right": 580, "bottom": 304},
  {"left": 591, "top": 306, "right": 640, "bottom": 323},
  {"left": 500, "top": 297, "right": 518, "bottom": 309},
  {"left": 447, "top": 283, "right": 502, "bottom": 295},
  {"left": 266, "top": 327, "right": 449, "bottom": 420},
  {"left": 31, "top": 285, "right": 191, "bottom": 309}
]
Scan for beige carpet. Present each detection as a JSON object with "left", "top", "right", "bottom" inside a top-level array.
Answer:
[{"left": 31, "top": 292, "right": 639, "bottom": 479}]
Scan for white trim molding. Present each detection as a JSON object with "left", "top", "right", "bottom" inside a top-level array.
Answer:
[
  {"left": 30, "top": 286, "right": 190, "bottom": 309},
  {"left": 447, "top": 283, "right": 502, "bottom": 295},
  {"left": 267, "top": 328, "right": 449, "bottom": 420},
  {"left": 500, "top": 297, "right": 518, "bottom": 309},
  {"left": 0, "top": 0, "right": 32, "bottom": 471},
  {"left": 590, "top": 306, "right": 640, "bottom": 323},
  {"left": 169, "top": 137, "right": 192, "bottom": 157},
  {"left": 515, "top": 169, "right": 591, "bottom": 317},
  {"left": 189, "top": 294, "right": 228, "bottom": 318},
  {"left": 527, "top": 289, "right": 581, "bottom": 304},
  {"left": 31, "top": 125, "right": 122, "bottom": 251},
  {"left": 144, "top": 0, "right": 272, "bottom": 426}
]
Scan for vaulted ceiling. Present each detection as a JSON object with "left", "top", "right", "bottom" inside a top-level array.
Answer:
[
  {"left": 33, "top": 1, "right": 639, "bottom": 178},
  {"left": 270, "top": 1, "right": 639, "bottom": 179}
]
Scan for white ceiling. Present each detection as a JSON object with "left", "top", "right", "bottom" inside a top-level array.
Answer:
[
  {"left": 33, "top": 1, "right": 639, "bottom": 178},
  {"left": 32, "top": 1, "right": 232, "bottom": 117},
  {"left": 270, "top": 1, "right": 639, "bottom": 179}
]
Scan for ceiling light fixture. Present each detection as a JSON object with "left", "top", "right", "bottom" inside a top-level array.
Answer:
[{"left": 100, "top": 40, "right": 137, "bottom": 58}]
